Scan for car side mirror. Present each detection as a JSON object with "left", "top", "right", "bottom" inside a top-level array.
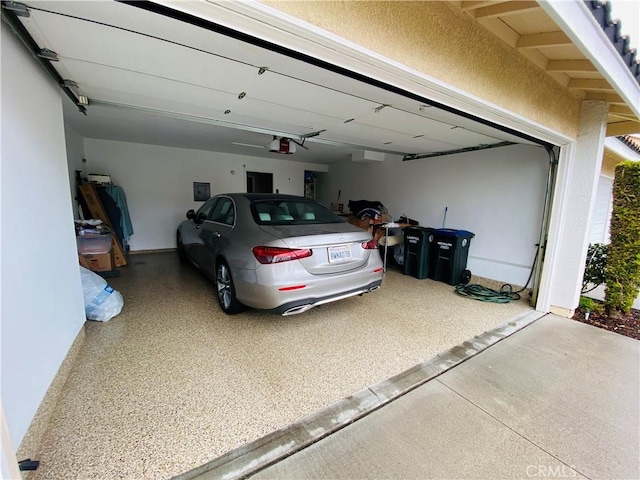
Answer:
[
  {"left": 186, "top": 209, "right": 196, "bottom": 220},
  {"left": 195, "top": 212, "right": 208, "bottom": 224}
]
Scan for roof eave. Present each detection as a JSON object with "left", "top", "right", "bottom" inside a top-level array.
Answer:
[
  {"left": 538, "top": 0, "right": 640, "bottom": 118},
  {"left": 604, "top": 137, "right": 640, "bottom": 161}
]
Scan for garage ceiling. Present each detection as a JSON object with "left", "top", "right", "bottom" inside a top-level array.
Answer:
[{"left": 3, "top": 0, "right": 540, "bottom": 165}]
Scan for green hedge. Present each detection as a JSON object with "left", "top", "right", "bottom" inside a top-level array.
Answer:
[{"left": 605, "top": 161, "right": 640, "bottom": 315}]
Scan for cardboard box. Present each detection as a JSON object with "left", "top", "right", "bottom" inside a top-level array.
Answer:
[
  {"left": 79, "top": 251, "right": 114, "bottom": 272},
  {"left": 348, "top": 215, "right": 372, "bottom": 231}
]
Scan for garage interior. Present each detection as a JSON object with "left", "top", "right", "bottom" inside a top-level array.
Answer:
[{"left": 6, "top": 1, "right": 625, "bottom": 479}]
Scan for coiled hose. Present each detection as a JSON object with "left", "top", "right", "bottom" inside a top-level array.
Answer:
[
  {"left": 454, "top": 246, "right": 539, "bottom": 303},
  {"left": 454, "top": 283, "right": 522, "bottom": 303}
]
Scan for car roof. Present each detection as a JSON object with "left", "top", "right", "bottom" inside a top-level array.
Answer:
[{"left": 222, "top": 193, "right": 312, "bottom": 202}]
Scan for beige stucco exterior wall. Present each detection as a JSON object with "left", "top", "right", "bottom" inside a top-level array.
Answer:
[
  {"left": 264, "top": 1, "right": 582, "bottom": 139},
  {"left": 602, "top": 150, "right": 621, "bottom": 177}
]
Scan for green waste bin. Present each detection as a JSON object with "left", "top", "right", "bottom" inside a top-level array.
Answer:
[
  {"left": 429, "top": 229, "right": 474, "bottom": 285},
  {"left": 403, "top": 227, "right": 434, "bottom": 279}
]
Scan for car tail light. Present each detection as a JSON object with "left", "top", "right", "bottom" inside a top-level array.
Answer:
[
  {"left": 361, "top": 238, "right": 378, "bottom": 249},
  {"left": 252, "top": 246, "right": 313, "bottom": 264}
]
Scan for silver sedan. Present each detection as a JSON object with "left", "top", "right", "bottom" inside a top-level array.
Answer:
[{"left": 177, "top": 193, "right": 384, "bottom": 315}]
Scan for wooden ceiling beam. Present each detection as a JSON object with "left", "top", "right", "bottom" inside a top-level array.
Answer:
[
  {"left": 474, "top": 1, "right": 540, "bottom": 19},
  {"left": 460, "top": 1, "right": 506, "bottom": 12},
  {"left": 546, "top": 60, "right": 598, "bottom": 73},
  {"left": 586, "top": 92, "right": 625, "bottom": 104},
  {"left": 606, "top": 121, "right": 640, "bottom": 137},
  {"left": 609, "top": 105, "right": 635, "bottom": 117},
  {"left": 516, "top": 31, "right": 572, "bottom": 49},
  {"left": 567, "top": 79, "right": 615, "bottom": 91}
]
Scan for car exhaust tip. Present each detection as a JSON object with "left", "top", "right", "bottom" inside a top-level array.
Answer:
[
  {"left": 281, "top": 285, "right": 382, "bottom": 316},
  {"left": 282, "top": 304, "right": 314, "bottom": 316}
]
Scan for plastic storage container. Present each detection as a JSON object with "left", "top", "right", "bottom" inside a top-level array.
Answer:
[
  {"left": 403, "top": 227, "right": 434, "bottom": 279},
  {"left": 429, "top": 229, "right": 474, "bottom": 285},
  {"left": 77, "top": 233, "right": 112, "bottom": 254}
]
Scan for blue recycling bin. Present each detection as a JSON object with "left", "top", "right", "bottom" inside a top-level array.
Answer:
[{"left": 429, "top": 229, "right": 474, "bottom": 285}]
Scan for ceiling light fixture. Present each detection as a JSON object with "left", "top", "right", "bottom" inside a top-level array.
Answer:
[{"left": 77, "top": 95, "right": 89, "bottom": 106}]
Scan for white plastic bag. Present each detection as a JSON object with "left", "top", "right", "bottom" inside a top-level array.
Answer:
[{"left": 79, "top": 266, "right": 124, "bottom": 321}]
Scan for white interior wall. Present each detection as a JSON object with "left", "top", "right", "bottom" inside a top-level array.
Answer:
[
  {"left": 1, "top": 27, "right": 86, "bottom": 448},
  {"left": 323, "top": 144, "right": 549, "bottom": 286},
  {"left": 65, "top": 122, "right": 86, "bottom": 218},
  {"left": 83, "top": 139, "right": 328, "bottom": 251}
]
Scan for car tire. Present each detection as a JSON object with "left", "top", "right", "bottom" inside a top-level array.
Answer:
[
  {"left": 216, "top": 260, "right": 244, "bottom": 314},
  {"left": 177, "top": 231, "right": 187, "bottom": 262}
]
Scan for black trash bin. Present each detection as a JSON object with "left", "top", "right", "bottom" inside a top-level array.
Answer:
[
  {"left": 403, "top": 227, "right": 434, "bottom": 279},
  {"left": 429, "top": 228, "right": 475, "bottom": 285}
]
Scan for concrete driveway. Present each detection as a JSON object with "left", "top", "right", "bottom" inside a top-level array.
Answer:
[{"left": 182, "top": 314, "right": 639, "bottom": 480}]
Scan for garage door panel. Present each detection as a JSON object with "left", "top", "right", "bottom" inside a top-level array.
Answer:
[{"left": 357, "top": 110, "right": 507, "bottom": 148}]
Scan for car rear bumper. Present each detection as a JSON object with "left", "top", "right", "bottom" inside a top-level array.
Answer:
[
  {"left": 232, "top": 257, "right": 384, "bottom": 314},
  {"left": 271, "top": 280, "right": 383, "bottom": 315}
]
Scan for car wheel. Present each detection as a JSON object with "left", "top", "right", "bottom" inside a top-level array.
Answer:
[
  {"left": 216, "top": 260, "right": 244, "bottom": 314},
  {"left": 177, "top": 231, "right": 187, "bottom": 262}
]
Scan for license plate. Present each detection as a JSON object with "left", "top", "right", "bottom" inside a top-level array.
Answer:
[{"left": 328, "top": 244, "right": 352, "bottom": 263}]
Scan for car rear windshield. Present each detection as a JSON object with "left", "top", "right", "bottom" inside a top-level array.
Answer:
[{"left": 250, "top": 199, "right": 343, "bottom": 225}]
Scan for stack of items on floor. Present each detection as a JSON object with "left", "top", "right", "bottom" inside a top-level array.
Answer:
[
  {"left": 80, "top": 174, "right": 134, "bottom": 254},
  {"left": 76, "top": 220, "right": 115, "bottom": 272},
  {"left": 346, "top": 200, "right": 389, "bottom": 232}
]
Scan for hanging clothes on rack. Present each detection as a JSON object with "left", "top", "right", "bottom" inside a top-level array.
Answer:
[{"left": 105, "top": 185, "right": 134, "bottom": 242}]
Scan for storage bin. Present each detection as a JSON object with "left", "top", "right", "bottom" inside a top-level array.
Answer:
[
  {"left": 77, "top": 234, "right": 112, "bottom": 254},
  {"left": 429, "top": 229, "right": 474, "bottom": 285},
  {"left": 403, "top": 227, "right": 434, "bottom": 279}
]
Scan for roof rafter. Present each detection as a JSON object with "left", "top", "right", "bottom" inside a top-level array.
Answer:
[
  {"left": 460, "top": 1, "right": 507, "bottom": 12},
  {"left": 606, "top": 121, "right": 640, "bottom": 137},
  {"left": 545, "top": 60, "right": 598, "bottom": 73},
  {"left": 516, "top": 31, "right": 572, "bottom": 49},
  {"left": 474, "top": 1, "right": 540, "bottom": 19},
  {"left": 586, "top": 92, "right": 626, "bottom": 105},
  {"left": 608, "top": 105, "right": 636, "bottom": 118},
  {"left": 567, "top": 79, "right": 615, "bottom": 91}
]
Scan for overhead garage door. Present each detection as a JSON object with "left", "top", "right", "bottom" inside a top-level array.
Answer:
[{"left": 3, "top": 0, "right": 556, "bottom": 295}]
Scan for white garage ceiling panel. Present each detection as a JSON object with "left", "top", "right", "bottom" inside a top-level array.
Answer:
[{"left": 11, "top": 1, "right": 541, "bottom": 163}]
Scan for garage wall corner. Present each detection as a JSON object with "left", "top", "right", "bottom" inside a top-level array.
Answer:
[
  {"left": 1, "top": 26, "right": 86, "bottom": 449},
  {"left": 539, "top": 100, "right": 609, "bottom": 316}
]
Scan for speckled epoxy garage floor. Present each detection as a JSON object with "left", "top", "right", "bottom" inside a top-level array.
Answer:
[{"left": 26, "top": 252, "right": 532, "bottom": 480}]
